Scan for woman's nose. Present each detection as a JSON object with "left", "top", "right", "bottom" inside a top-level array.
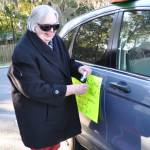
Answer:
[{"left": 50, "top": 27, "right": 54, "bottom": 32}]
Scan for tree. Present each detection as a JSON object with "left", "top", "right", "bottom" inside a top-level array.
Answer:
[
  {"left": 50, "top": 0, "right": 110, "bottom": 24},
  {"left": 0, "top": 0, "right": 110, "bottom": 42}
]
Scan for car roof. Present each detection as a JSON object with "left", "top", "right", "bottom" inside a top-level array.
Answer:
[{"left": 59, "top": 0, "right": 150, "bottom": 37}]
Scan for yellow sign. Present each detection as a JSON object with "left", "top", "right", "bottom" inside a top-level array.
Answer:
[{"left": 72, "top": 75, "right": 103, "bottom": 123}]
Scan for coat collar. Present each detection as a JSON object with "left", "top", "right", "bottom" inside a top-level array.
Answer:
[{"left": 26, "top": 30, "right": 69, "bottom": 77}]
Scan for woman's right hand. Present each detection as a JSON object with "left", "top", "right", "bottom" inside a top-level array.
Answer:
[{"left": 65, "top": 84, "right": 88, "bottom": 96}]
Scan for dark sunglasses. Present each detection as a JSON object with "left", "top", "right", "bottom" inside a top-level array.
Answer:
[{"left": 38, "top": 24, "right": 60, "bottom": 32}]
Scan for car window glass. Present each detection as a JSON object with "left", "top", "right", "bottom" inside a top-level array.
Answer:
[
  {"left": 72, "top": 14, "right": 115, "bottom": 67},
  {"left": 119, "top": 10, "right": 150, "bottom": 77},
  {"left": 63, "top": 28, "right": 79, "bottom": 57}
]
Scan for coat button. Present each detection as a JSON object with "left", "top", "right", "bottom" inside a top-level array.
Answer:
[{"left": 55, "top": 90, "right": 59, "bottom": 95}]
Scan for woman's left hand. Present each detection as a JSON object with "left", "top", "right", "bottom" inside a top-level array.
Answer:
[{"left": 78, "top": 65, "right": 92, "bottom": 76}]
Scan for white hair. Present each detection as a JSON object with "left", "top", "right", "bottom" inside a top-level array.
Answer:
[{"left": 27, "top": 5, "right": 59, "bottom": 32}]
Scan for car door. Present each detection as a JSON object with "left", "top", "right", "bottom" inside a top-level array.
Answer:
[
  {"left": 62, "top": 12, "right": 118, "bottom": 150},
  {"left": 106, "top": 9, "right": 150, "bottom": 150}
]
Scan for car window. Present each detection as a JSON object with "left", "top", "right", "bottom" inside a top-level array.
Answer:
[
  {"left": 64, "top": 14, "right": 115, "bottom": 67},
  {"left": 73, "top": 14, "right": 115, "bottom": 67},
  {"left": 63, "top": 27, "right": 79, "bottom": 57},
  {"left": 119, "top": 10, "right": 150, "bottom": 77}
]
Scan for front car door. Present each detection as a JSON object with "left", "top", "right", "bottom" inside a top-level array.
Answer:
[{"left": 62, "top": 11, "right": 118, "bottom": 150}]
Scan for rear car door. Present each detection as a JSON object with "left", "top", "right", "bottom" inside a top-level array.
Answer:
[{"left": 108, "top": 9, "right": 150, "bottom": 150}]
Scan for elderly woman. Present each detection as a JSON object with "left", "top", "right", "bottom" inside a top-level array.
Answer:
[{"left": 7, "top": 5, "right": 91, "bottom": 150}]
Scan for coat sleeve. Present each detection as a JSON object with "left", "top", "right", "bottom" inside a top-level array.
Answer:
[
  {"left": 8, "top": 48, "right": 66, "bottom": 106},
  {"left": 69, "top": 58, "right": 83, "bottom": 79}
]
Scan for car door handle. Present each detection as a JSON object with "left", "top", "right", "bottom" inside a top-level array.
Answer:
[{"left": 109, "top": 81, "right": 131, "bottom": 93}]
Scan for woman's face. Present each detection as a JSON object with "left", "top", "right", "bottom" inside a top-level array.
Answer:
[{"left": 35, "top": 13, "right": 59, "bottom": 44}]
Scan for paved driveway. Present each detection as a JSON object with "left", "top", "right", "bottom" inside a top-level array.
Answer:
[{"left": 0, "top": 67, "right": 30, "bottom": 150}]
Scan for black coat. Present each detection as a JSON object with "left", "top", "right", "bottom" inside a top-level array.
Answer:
[{"left": 7, "top": 30, "right": 82, "bottom": 148}]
